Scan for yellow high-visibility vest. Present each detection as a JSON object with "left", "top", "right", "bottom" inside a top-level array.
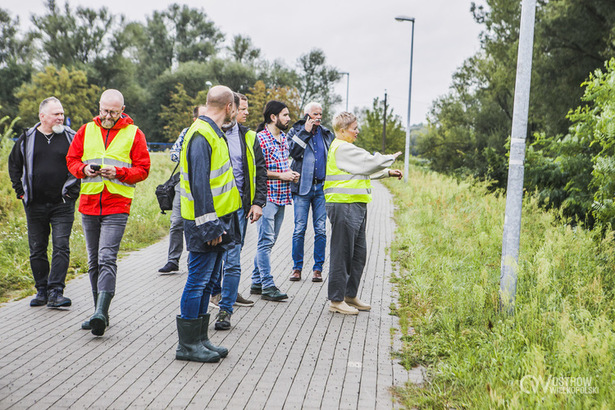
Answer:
[
  {"left": 81, "top": 122, "right": 137, "bottom": 198},
  {"left": 180, "top": 119, "right": 241, "bottom": 223},
  {"left": 245, "top": 129, "right": 257, "bottom": 204},
  {"left": 324, "top": 138, "right": 372, "bottom": 203}
]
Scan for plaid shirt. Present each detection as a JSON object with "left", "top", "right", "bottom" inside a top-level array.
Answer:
[{"left": 257, "top": 127, "right": 292, "bottom": 205}]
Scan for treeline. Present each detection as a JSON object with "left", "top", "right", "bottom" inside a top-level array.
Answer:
[
  {"left": 417, "top": 0, "right": 615, "bottom": 229},
  {"left": 0, "top": 1, "right": 349, "bottom": 142}
]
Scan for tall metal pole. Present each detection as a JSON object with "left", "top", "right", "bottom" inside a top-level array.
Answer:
[
  {"left": 382, "top": 90, "right": 388, "bottom": 152},
  {"left": 395, "top": 16, "right": 415, "bottom": 182},
  {"left": 339, "top": 72, "right": 350, "bottom": 112},
  {"left": 500, "top": 0, "right": 538, "bottom": 315}
]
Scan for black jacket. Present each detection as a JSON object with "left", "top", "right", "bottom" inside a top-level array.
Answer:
[{"left": 8, "top": 123, "right": 80, "bottom": 205}]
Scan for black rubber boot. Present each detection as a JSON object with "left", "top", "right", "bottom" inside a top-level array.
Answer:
[
  {"left": 200, "top": 314, "right": 228, "bottom": 358},
  {"left": 175, "top": 316, "right": 220, "bottom": 363},
  {"left": 90, "top": 291, "right": 113, "bottom": 336},
  {"left": 81, "top": 291, "right": 98, "bottom": 330}
]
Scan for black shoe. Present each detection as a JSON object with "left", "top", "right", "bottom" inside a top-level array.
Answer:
[
  {"left": 262, "top": 286, "right": 288, "bottom": 301},
  {"left": 30, "top": 288, "right": 47, "bottom": 307},
  {"left": 159, "top": 262, "right": 179, "bottom": 273},
  {"left": 215, "top": 310, "right": 231, "bottom": 330},
  {"left": 250, "top": 283, "right": 262, "bottom": 295},
  {"left": 47, "top": 288, "right": 72, "bottom": 308}
]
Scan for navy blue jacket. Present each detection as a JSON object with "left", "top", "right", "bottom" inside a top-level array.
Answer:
[
  {"left": 287, "top": 120, "right": 335, "bottom": 195},
  {"left": 183, "top": 116, "right": 239, "bottom": 253}
]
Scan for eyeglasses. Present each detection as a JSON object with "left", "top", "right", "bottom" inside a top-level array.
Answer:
[{"left": 99, "top": 108, "right": 121, "bottom": 117}]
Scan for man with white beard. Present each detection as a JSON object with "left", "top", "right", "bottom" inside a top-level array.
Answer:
[{"left": 8, "top": 97, "right": 80, "bottom": 308}]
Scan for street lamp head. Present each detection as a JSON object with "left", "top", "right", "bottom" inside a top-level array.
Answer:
[{"left": 395, "top": 15, "right": 415, "bottom": 22}]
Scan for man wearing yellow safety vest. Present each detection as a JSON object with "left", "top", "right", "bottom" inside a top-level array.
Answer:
[
  {"left": 176, "top": 85, "right": 241, "bottom": 363},
  {"left": 67, "top": 89, "right": 151, "bottom": 336},
  {"left": 324, "top": 111, "right": 402, "bottom": 315},
  {"left": 210, "top": 93, "right": 267, "bottom": 331}
]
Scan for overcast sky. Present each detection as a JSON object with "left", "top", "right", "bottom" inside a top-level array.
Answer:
[{"left": 7, "top": 0, "right": 484, "bottom": 127}]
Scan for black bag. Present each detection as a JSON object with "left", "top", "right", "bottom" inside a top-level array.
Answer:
[{"left": 155, "top": 163, "right": 180, "bottom": 214}]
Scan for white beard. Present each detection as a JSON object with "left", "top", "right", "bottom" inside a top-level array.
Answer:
[{"left": 52, "top": 124, "right": 65, "bottom": 134}]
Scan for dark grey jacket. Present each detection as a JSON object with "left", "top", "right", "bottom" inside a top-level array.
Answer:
[{"left": 8, "top": 123, "right": 80, "bottom": 205}]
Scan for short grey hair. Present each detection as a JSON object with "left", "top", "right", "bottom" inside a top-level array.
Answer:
[
  {"left": 303, "top": 102, "right": 322, "bottom": 115},
  {"left": 39, "top": 97, "right": 62, "bottom": 114},
  {"left": 332, "top": 111, "right": 357, "bottom": 133}
]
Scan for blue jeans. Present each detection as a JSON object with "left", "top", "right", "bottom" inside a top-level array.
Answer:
[
  {"left": 82, "top": 213, "right": 129, "bottom": 293},
  {"left": 216, "top": 208, "right": 248, "bottom": 313},
  {"left": 292, "top": 182, "right": 327, "bottom": 272},
  {"left": 251, "top": 201, "right": 285, "bottom": 289},
  {"left": 180, "top": 251, "right": 224, "bottom": 319},
  {"left": 24, "top": 201, "right": 75, "bottom": 290}
]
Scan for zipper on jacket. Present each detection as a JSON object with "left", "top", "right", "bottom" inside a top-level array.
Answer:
[{"left": 99, "top": 128, "right": 111, "bottom": 216}]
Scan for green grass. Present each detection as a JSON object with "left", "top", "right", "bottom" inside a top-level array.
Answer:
[
  {"left": 384, "top": 163, "right": 615, "bottom": 408},
  {"left": 0, "top": 149, "right": 176, "bottom": 302}
]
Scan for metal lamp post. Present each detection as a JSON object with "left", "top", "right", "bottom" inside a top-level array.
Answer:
[
  {"left": 339, "top": 71, "right": 350, "bottom": 112},
  {"left": 395, "top": 15, "right": 415, "bottom": 182}
]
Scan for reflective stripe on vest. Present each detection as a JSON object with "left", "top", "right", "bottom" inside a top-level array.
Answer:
[
  {"left": 324, "top": 138, "right": 372, "bottom": 203},
  {"left": 245, "top": 130, "right": 257, "bottom": 203},
  {"left": 81, "top": 122, "right": 138, "bottom": 198},
  {"left": 180, "top": 119, "right": 241, "bottom": 223}
]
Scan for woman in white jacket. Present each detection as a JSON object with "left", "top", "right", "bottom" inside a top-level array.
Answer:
[{"left": 324, "top": 112, "right": 403, "bottom": 314}]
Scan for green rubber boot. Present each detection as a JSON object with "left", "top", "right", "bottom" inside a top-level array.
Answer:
[
  {"left": 90, "top": 291, "right": 113, "bottom": 336},
  {"left": 81, "top": 291, "right": 97, "bottom": 330},
  {"left": 199, "top": 314, "right": 228, "bottom": 358},
  {"left": 176, "top": 316, "right": 220, "bottom": 363}
]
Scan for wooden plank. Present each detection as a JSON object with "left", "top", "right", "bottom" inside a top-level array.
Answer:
[{"left": 0, "top": 181, "right": 419, "bottom": 409}]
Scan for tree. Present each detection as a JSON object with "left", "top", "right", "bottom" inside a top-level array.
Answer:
[
  {"left": 296, "top": 49, "right": 342, "bottom": 124},
  {"left": 0, "top": 9, "right": 35, "bottom": 122},
  {"left": 245, "top": 80, "right": 301, "bottom": 131},
  {"left": 134, "top": 4, "right": 224, "bottom": 84},
  {"left": 159, "top": 83, "right": 194, "bottom": 143},
  {"left": 227, "top": 34, "right": 260, "bottom": 64},
  {"left": 256, "top": 59, "right": 299, "bottom": 89},
  {"left": 30, "top": 0, "right": 117, "bottom": 67},
  {"left": 15, "top": 66, "right": 100, "bottom": 130},
  {"left": 355, "top": 97, "right": 406, "bottom": 155},
  {"left": 420, "top": 0, "right": 615, "bottom": 191}
]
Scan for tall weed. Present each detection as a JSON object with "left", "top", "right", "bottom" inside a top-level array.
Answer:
[{"left": 386, "top": 165, "right": 615, "bottom": 408}]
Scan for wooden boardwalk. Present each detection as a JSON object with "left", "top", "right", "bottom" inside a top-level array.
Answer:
[{"left": 0, "top": 181, "right": 421, "bottom": 409}]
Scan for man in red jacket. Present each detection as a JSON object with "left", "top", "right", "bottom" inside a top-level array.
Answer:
[{"left": 67, "top": 89, "right": 150, "bottom": 336}]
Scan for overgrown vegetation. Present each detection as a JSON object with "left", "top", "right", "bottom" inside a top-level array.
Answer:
[
  {"left": 385, "top": 165, "right": 615, "bottom": 407},
  {"left": 0, "top": 150, "right": 176, "bottom": 303}
]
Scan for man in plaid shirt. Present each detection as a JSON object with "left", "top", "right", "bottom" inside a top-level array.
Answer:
[{"left": 251, "top": 101, "right": 299, "bottom": 301}]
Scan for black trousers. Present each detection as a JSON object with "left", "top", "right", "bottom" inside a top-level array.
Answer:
[
  {"left": 325, "top": 202, "right": 368, "bottom": 302},
  {"left": 24, "top": 201, "right": 75, "bottom": 290}
]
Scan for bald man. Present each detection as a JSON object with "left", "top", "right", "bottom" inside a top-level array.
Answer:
[
  {"left": 175, "top": 85, "right": 239, "bottom": 363},
  {"left": 67, "top": 89, "right": 151, "bottom": 337}
]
